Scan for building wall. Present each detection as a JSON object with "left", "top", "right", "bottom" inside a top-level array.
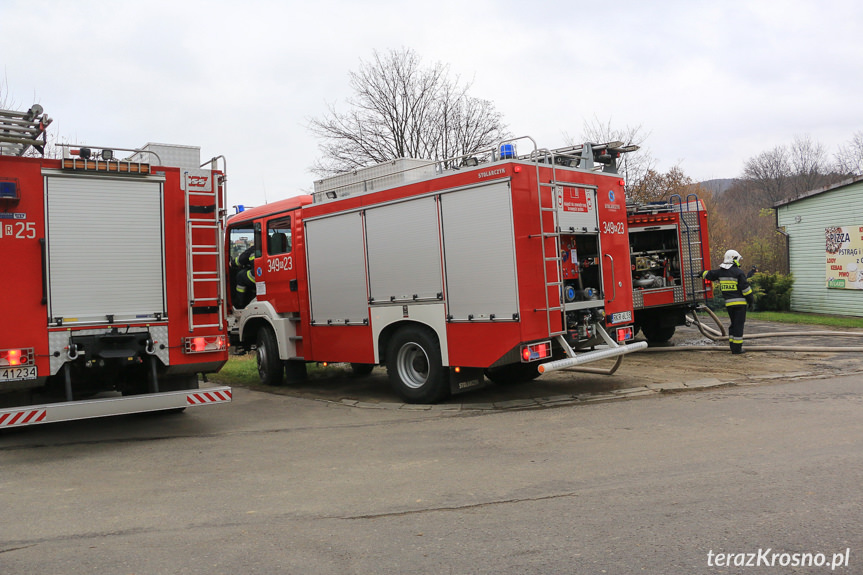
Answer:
[{"left": 776, "top": 181, "right": 863, "bottom": 316}]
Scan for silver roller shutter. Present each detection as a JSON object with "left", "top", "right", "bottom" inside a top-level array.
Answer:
[
  {"left": 365, "top": 196, "right": 442, "bottom": 303},
  {"left": 441, "top": 181, "right": 519, "bottom": 321},
  {"left": 305, "top": 212, "right": 369, "bottom": 325},
  {"left": 45, "top": 175, "right": 166, "bottom": 324}
]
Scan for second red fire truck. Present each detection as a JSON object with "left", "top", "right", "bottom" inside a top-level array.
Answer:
[
  {"left": 224, "top": 137, "right": 647, "bottom": 403},
  {"left": 0, "top": 105, "right": 232, "bottom": 428},
  {"left": 627, "top": 196, "right": 713, "bottom": 342}
]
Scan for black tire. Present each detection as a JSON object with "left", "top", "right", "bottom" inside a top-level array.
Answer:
[
  {"left": 350, "top": 363, "right": 375, "bottom": 377},
  {"left": 386, "top": 326, "right": 449, "bottom": 404},
  {"left": 256, "top": 326, "right": 284, "bottom": 386},
  {"left": 484, "top": 362, "right": 542, "bottom": 385},
  {"left": 641, "top": 323, "right": 676, "bottom": 343}
]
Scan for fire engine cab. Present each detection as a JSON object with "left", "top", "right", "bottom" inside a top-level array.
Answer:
[
  {"left": 627, "top": 195, "right": 713, "bottom": 342},
  {"left": 225, "top": 137, "right": 647, "bottom": 403},
  {"left": 0, "top": 105, "right": 231, "bottom": 428}
]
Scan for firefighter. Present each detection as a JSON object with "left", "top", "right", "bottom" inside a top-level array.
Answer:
[
  {"left": 702, "top": 249, "right": 755, "bottom": 354},
  {"left": 233, "top": 245, "right": 256, "bottom": 309}
]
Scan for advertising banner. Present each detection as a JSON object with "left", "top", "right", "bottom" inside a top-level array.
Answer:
[{"left": 825, "top": 225, "right": 863, "bottom": 289}]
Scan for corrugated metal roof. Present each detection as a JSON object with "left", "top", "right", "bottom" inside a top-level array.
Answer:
[{"left": 774, "top": 174, "right": 863, "bottom": 208}]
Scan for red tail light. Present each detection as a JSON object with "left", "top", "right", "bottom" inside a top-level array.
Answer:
[
  {"left": 184, "top": 335, "right": 227, "bottom": 354},
  {"left": 1, "top": 348, "right": 34, "bottom": 367},
  {"left": 616, "top": 327, "right": 634, "bottom": 342},
  {"left": 521, "top": 341, "right": 552, "bottom": 362}
]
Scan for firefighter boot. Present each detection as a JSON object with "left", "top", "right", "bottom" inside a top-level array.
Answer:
[{"left": 730, "top": 341, "right": 745, "bottom": 355}]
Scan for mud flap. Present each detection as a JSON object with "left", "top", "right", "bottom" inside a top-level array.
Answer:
[{"left": 449, "top": 366, "right": 487, "bottom": 395}]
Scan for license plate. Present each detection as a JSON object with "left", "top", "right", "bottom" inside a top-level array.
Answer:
[
  {"left": 0, "top": 366, "right": 38, "bottom": 382},
  {"left": 609, "top": 311, "right": 632, "bottom": 324}
]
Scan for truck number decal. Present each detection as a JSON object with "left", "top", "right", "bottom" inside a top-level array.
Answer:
[
  {"left": 267, "top": 256, "right": 293, "bottom": 273},
  {"left": 601, "top": 221, "right": 625, "bottom": 235},
  {"left": 1, "top": 222, "right": 36, "bottom": 239}
]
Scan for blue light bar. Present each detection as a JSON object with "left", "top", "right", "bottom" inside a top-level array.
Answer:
[{"left": 0, "top": 181, "right": 18, "bottom": 199}]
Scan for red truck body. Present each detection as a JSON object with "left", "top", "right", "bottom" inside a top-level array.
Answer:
[
  {"left": 0, "top": 106, "right": 231, "bottom": 427},
  {"left": 626, "top": 196, "right": 713, "bottom": 342},
  {"left": 226, "top": 139, "right": 647, "bottom": 403}
]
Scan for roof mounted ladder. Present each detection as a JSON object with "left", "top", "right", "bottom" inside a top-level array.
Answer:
[{"left": 0, "top": 105, "right": 52, "bottom": 156}]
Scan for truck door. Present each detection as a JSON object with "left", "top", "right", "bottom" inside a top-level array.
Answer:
[{"left": 259, "top": 214, "right": 298, "bottom": 312}]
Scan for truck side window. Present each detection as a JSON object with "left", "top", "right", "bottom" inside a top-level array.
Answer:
[
  {"left": 266, "top": 216, "right": 292, "bottom": 255},
  {"left": 229, "top": 227, "right": 255, "bottom": 263}
]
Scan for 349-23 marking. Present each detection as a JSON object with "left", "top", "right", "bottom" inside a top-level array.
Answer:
[{"left": 267, "top": 256, "right": 293, "bottom": 273}]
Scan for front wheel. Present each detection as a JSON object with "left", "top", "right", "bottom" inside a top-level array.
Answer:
[
  {"left": 256, "top": 326, "right": 284, "bottom": 386},
  {"left": 386, "top": 326, "right": 449, "bottom": 404}
]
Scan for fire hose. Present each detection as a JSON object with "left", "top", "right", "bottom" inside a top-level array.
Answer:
[
  {"left": 640, "top": 304, "right": 863, "bottom": 353},
  {"left": 564, "top": 305, "right": 863, "bottom": 374}
]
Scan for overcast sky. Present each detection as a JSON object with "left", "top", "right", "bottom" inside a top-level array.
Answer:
[{"left": 2, "top": 0, "right": 862, "bottom": 209}]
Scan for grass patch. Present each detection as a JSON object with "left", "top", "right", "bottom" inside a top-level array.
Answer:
[
  {"left": 209, "top": 354, "right": 260, "bottom": 386},
  {"left": 208, "top": 354, "right": 364, "bottom": 387},
  {"left": 747, "top": 311, "right": 863, "bottom": 329}
]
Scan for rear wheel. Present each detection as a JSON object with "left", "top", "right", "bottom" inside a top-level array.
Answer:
[
  {"left": 256, "top": 326, "right": 284, "bottom": 386},
  {"left": 386, "top": 326, "right": 449, "bottom": 404},
  {"left": 641, "top": 323, "right": 676, "bottom": 344},
  {"left": 484, "top": 362, "right": 542, "bottom": 385}
]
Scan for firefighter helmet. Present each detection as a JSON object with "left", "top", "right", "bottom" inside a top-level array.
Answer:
[{"left": 723, "top": 249, "right": 742, "bottom": 267}]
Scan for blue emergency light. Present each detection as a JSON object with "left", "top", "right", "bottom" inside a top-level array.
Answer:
[
  {"left": 0, "top": 180, "right": 18, "bottom": 199},
  {"left": 500, "top": 144, "right": 516, "bottom": 159}
]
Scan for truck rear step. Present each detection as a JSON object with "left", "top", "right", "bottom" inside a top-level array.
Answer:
[{"left": 0, "top": 386, "right": 232, "bottom": 428}]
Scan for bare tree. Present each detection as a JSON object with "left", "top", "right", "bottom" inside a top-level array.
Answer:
[
  {"left": 788, "top": 135, "right": 832, "bottom": 195},
  {"left": 309, "top": 48, "right": 509, "bottom": 175},
  {"left": 742, "top": 145, "right": 791, "bottom": 205},
  {"left": 835, "top": 130, "right": 863, "bottom": 175},
  {"left": 743, "top": 136, "right": 844, "bottom": 205},
  {"left": 574, "top": 116, "right": 655, "bottom": 192},
  {"left": 0, "top": 73, "right": 14, "bottom": 109}
]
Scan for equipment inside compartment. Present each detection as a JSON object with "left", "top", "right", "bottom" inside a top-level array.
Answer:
[{"left": 628, "top": 228, "right": 681, "bottom": 289}]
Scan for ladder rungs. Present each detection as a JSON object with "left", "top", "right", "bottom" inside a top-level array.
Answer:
[{"left": 190, "top": 322, "right": 221, "bottom": 329}]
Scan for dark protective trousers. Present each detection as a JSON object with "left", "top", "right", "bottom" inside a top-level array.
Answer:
[{"left": 726, "top": 305, "right": 747, "bottom": 353}]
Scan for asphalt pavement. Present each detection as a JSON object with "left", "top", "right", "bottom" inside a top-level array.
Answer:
[{"left": 2, "top": 365, "right": 862, "bottom": 574}]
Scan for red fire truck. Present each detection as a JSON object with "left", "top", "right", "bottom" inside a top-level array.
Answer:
[
  {"left": 0, "top": 105, "right": 231, "bottom": 428},
  {"left": 225, "top": 137, "right": 647, "bottom": 403},
  {"left": 627, "top": 196, "right": 713, "bottom": 342}
]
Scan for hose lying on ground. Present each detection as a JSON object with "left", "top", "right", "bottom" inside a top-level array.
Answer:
[
  {"left": 638, "top": 304, "right": 863, "bottom": 353},
  {"left": 563, "top": 305, "right": 863, "bottom": 373}
]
